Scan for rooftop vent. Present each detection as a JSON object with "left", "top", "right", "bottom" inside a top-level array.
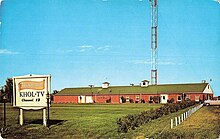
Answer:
[
  {"left": 102, "top": 82, "right": 110, "bottom": 89},
  {"left": 141, "top": 80, "right": 150, "bottom": 87},
  {"left": 130, "top": 83, "right": 134, "bottom": 86}
]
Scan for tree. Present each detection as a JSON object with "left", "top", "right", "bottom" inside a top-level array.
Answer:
[
  {"left": 1, "top": 78, "right": 13, "bottom": 103},
  {"left": 167, "top": 98, "right": 175, "bottom": 103},
  {"left": 53, "top": 90, "right": 59, "bottom": 94},
  {"left": 152, "top": 96, "right": 160, "bottom": 103},
  {"left": 121, "top": 96, "right": 126, "bottom": 103},
  {"left": 182, "top": 93, "right": 186, "bottom": 101},
  {"left": 0, "top": 86, "right": 5, "bottom": 102},
  {"left": 6, "top": 78, "right": 13, "bottom": 102}
]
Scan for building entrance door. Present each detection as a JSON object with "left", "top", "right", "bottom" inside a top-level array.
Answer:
[
  {"left": 78, "top": 96, "right": 85, "bottom": 103},
  {"left": 160, "top": 94, "right": 168, "bottom": 104}
]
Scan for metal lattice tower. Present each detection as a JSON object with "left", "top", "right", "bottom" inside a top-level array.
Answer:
[{"left": 149, "top": 0, "right": 158, "bottom": 85}]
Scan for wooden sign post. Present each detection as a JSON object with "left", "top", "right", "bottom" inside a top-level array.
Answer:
[{"left": 19, "top": 108, "right": 23, "bottom": 126}]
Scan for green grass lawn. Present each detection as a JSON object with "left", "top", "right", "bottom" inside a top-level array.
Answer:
[
  {"left": 1, "top": 103, "right": 219, "bottom": 139},
  {"left": 160, "top": 106, "right": 220, "bottom": 139},
  {"left": 0, "top": 103, "right": 160, "bottom": 139}
]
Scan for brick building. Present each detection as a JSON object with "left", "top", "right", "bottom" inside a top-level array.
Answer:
[{"left": 53, "top": 81, "right": 214, "bottom": 104}]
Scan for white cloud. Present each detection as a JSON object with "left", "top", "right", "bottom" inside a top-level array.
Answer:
[
  {"left": 78, "top": 45, "right": 94, "bottom": 52},
  {"left": 79, "top": 45, "right": 94, "bottom": 48},
  {"left": 158, "top": 61, "right": 175, "bottom": 65},
  {"left": 213, "top": 0, "right": 220, "bottom": 3},
  {"left": 0, "top": 49, "right": 19, "bottom": 55},
  {"left": 78, "top": 45, "right": 112, "bottom": 53},
  {"left": 97, "top": 45, "right": 111, "bottom": 51},
  {"left": 80, "top": 49, "right": 86, "bottom": 52}
]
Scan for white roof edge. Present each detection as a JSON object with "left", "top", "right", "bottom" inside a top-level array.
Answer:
[
  {"left": 141, "top": 80, "right": 150, "bottom": 82},
  {"left": 203, "top": 83, "right": 214, "bottom": 94},
  {"left": 13, "top": 74, "right": 51, "bottom": 79}
]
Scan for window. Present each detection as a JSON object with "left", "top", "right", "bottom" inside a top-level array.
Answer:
[
  {"left": 177, "top": 96, "right": 182, "bottom": 101},
  {"left": 208, "top": 85, "right": 210, "bottom": 89},
  {"left": 126, "top": 96, "right": 130, "bottom": 102},
  {"left": 185, "top": 95, "right": 190, "bottom": 100},
  {"left": 163, "top": 96, "right": 165, "bottom": 100},
  {"left": 195, "top": 96, "right": 200, "bottom": 102},
  {"left": 143, "top": 82, "right": 146, "bottom": 85}
]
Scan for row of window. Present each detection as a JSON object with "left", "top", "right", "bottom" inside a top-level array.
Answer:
[
  {"left": 177, "top": 95, "right": 200, "bottom": 101},
  {"left": 126, "top": 96, "right": 140, "bottom": 102},
  {"left": 124, "top": 95, "right": 201, "bottom": 101}
]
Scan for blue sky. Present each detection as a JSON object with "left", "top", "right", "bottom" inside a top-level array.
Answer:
[{"left": 0, "top": 0, "right": 220, "bottom": 96}]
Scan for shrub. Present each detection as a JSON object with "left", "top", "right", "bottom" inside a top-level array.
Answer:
[
  {"left": 167, "top": 98, "right": 175, "bottom": 103},
  {"left": 129, "top": 99, "right": 134, "bottom": 103},
  {"left": 153, "top": 96, "right": 160, "bottom": 103},
  {"left": 199, "top": 99, "right": 204, "bottom": 103},
  {"left": 186, "top": 98, "right": 191, "bottom": 101},
  {"left": 106, "top": 98, "right": 111, "bottom": 103},
  {"left": 117, "top": 100, "right": 196, "bottom": 133},
  {"left": 121, "top": 96, "right": 126, "bottom": 103},
  {"left": 140, "top": 99, "right": 145, "bottom": 103}
]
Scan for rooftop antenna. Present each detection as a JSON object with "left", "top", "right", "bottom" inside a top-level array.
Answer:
[{"left": 149, "top": 0, "right": 158, "bottom": 85}]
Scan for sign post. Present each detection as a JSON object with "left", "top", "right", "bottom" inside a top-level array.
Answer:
[
  {"left": 13, "top": 74, "right": 51, "bottom": 127},
  {"left": 43, "top": 108, "right": 46, "bottom": 126},
  {"left": 3, "top": 96, "right": 6, "bottom": 128},
  {"left": 19, "top": 108, "right": 23, "bottom": 126},
  {"left": 47, "top": 92, "right": 50, "bottom": 127}
]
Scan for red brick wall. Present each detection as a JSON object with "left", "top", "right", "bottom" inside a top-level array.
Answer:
[
  {"left": 167, "top": 93, "right": 212, "bottom": 103},
  {"left": 119, "top": 94, "right": 135, "bottom": 103},
  {"left": 53, "top": 93, "right": 213, "bottom": 104},
  {"left": 94, "top": 95, "right": 111, "bottom": 103},
  {"left": 111, "top": 95, "right": 120, "bottom": 103},
  {"left": 119, "top": 94, "right": 160, "bottom": 103},
  {"left": 53, "top": 95, "right": 78, "bottom": 103},
  {"left": 141, "top": 94, "right": 149, "bottom": 102},
  {"left": 187, "top": 93, "right": 212, "bottom": 101},
  {"left": 168, "top": 94, "right": 178, "bottom": 103},
  {"left": 141, "top": 94, "right": 160, "bottom": 103},
  {"left": 168, "top": 94, "right": 196, "bottom": 103}
]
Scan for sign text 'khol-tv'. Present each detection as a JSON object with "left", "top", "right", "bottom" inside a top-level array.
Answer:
[{"left": 13, "top": 74, "right": 51, "bottom": 110}]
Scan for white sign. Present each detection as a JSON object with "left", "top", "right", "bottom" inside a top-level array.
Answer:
[{"left": 13, "top": 74, "right": 51, "bottom": 110}]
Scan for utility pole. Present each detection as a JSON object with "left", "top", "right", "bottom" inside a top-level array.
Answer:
[
  {"left": 0, "top": 95, "right": 7, "bottom": 138},
  {"left": 3, "top": 96, "right": 6, "bottom": 128},
  {"left": 47, "top": 91, "right": 50, "bottom": 128},
  {"left": 149, "top": 0, "right": 158, "bottom": 85}
]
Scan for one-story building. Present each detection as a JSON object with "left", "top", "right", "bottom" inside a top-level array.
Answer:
[{"left": 53, "top": 80, "right": 214, "bottom": 104}]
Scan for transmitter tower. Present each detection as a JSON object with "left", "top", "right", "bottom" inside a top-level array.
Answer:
[{"left": 149, "top": 0, "right": 158, "bottom": 85}]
